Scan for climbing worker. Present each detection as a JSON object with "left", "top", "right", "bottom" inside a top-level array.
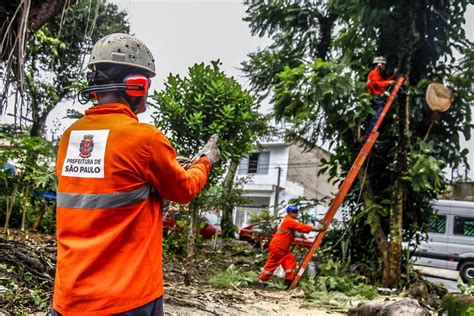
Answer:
[
  {"left": 52, "top": 33, "right": 220, "bottom": 316},
  {"left": 257, "top": 204, "right": 326, "bottom": 288},
  {"left": 364, "top": 56, "right": 397, "bottom": 137}
]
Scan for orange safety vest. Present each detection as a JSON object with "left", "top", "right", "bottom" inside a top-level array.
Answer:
[
  {"left": 53, "top": 103, "right": 210, "bottom": 315},
  {"left": 269, "top": 215, "right": 313, "bottom": 252},
  {"left": 367, "top": 69, "right": 394, "bottom": 96}
]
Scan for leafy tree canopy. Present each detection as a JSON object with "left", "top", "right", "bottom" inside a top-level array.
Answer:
[
  {"left": 151, "top": 60, "right": 268, "bottom": 171},
  {"left": 243, "top": 0, "right": 473, "bottom": 287},
  {"left": 7, "top": 0, "right": 129, "bottom": 136}
]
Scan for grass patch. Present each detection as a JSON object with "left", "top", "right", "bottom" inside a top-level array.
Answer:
[
  {"left": 209, "top": 264, "right": 259, "bottom": 289},
  {"left": 300, "top": 259, "right": 378, "bottom": 311}
]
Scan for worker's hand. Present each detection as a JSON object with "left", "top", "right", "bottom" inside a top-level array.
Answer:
[
  {"left": 176, "top": 156, "right": 193, "bottom": 170},
  {"left": 193, "top": 134, "right": 220, "bottom": 167},
  {"left": 389, "top": 80, "right": 396, "bottom": 85},
  {"left": 312, "top": 222, "right": 327, "bottom": 231}
]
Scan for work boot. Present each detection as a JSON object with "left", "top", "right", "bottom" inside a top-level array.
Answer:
[
  {"left": 255, "top": 280, "right": 268, "bottom": 289},
  {"left": 284, "top": 279, "right": 293, "bottom": 289}
]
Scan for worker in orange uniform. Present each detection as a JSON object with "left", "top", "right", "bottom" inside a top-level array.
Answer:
[
  {"left": 257, "top": 205, "right": 326, "bottom": 288},
  {"left": 364, "top": 56, "right": 397, "bottom": 137},
  {"left": 52, "top": 33, "right": 220, "bottom": 316}
]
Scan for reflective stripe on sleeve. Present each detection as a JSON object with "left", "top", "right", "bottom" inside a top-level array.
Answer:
[
  {"left": 277, "top": 229, "right": 290, "bottom": 233},
  {"left": 57, "top": 185, "right": 151, "bottom": 209},
  {"left": 262, "top": 270, "right": 273, "bottom": 275}
]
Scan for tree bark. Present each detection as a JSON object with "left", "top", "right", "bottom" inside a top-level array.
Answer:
[
  {"left": 20, "top": 186, "right": 30, "bottom": 231},
  {"left": 0, "top": 0, "right": 78, "bottom": 62},
  {"left": 361, "top": 177, "right": 390, "bottom": 281},
  {"left": 220, "top": 159, "right": 239, "bottom": 238},
  {"left": 184, "top": 205, "right": 198, "bottom": 285},
  {"left": 29, "top": 114, "right": 47, "bottom": 137},
  {"left": 32, "top": 200, "right": 48, "bottom": 231},
  {"left": 385, "top": 81, "right": 411, "bottom": 287},
  {"left": 4, "top": 186, "right": 18, "bottom": 232},
  {"left": 385, "top": 181, "right": 404, "bottom": 288},
  {"left": 378, "top": 0, "right": 416, "bottom": 289},
  {"left": 315, "top": 11, "right": 337, "bottom": 61},
  {"left": 28, "top": 0, "right": 78, "bottom": 36}
]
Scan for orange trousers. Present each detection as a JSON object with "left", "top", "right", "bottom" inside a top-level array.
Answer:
[{"left": 259, "top": 244, "right": 296, "bottom": 282}]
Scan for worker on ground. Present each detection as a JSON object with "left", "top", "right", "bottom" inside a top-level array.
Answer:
[
  {"left": 364, "top": 56, "right": 397, "bottom": 138},
  {"left": 52, "top": 33, "right": 220, "bottom": 316},
  {"left": 257, "top": 205, "right": 326, "bottom": 288}
]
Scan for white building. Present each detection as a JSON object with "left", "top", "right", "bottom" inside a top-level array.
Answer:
[{"left": 234, "top": 142, "right": 337, "bottom": 227}]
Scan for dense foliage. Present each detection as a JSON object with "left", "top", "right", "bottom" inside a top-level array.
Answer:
[
  {"left": 0, "top": 126, "right": 56, "bottom": 233},
  {"left": 151, "top": 60, "right": 268, "bottom": 237},
  {"left": 151, "top": 60, "right": 266, "bottom": 165},
  {"left": 243, "top": 0, "right": 473, "bottom": 287}
]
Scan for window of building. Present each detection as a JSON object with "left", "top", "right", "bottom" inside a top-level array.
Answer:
[
  {"left": 238, "top": 151, "right": 270, "bottom": 175},
  {"left": 453, "top": 216, "right": 474, "bottom": 237},
  {"left": 428, "top": 214, "right": 446, "bottom": 234}
]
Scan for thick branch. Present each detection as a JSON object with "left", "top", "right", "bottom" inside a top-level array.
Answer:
[
  {"left": 0, "top": 0, "right": 78, "bottom": 62},
  {"left": 315, "top": 12, "right": 337, "bottom": 61}
]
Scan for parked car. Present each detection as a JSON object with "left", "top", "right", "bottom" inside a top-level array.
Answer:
[
  {"left": 163, "top": 206, "right": 221, "bottom": 240},
  {"left": 238, "top": 222, "right": 315, "bottom": 249},
  {"left": 412, "top": 199, "right": 474, "bottom": 283}
]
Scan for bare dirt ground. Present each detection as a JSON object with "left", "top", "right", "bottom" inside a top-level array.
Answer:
[
  {"left": 161, "top": 239, "right": 355, "bottom": 315},
  {"left": 165, "top": 282, "right": 347, "bottom": 315},
  {"left": 1, "top": 230, "right": 351, "bottom": 315}
]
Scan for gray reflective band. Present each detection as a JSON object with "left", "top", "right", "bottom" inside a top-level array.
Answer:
[
  {"left": 263, "top": 270, "right": 273, "bottom": 275},
  {"left": 277, "top": 229, "right": 290, "bottom": 233},
  {"left": 57, "top": 185, "right": 151, "bottom": 209},
  {"left": 285, "top": 269, "right": 294, "bottom": 273}
]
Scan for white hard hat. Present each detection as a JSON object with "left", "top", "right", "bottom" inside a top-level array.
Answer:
[
  {"left": 87, "top": 33, "right": 156, "bottom": 77},
  {"left": 426, "top": 83, "right": 455, "bottom": 112},
  {"left": 373, "top": 56, "right": 386, "bottom": 64}
]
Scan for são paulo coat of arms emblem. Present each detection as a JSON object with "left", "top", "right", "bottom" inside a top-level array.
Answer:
[{"left": 79, "top": 134, "right": 94, "bottom": 158}]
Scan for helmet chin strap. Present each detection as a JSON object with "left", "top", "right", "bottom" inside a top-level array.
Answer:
[
  {"left": 135, "top": 96, "right": 147, "bottom": 114},
  {"left": 122, "top": 93, "right": 139, "bottom": 113}
]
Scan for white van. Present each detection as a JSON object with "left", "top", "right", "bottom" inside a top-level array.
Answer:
[{"left": 413, "top": 199, "right": 474, "bottom": 283}]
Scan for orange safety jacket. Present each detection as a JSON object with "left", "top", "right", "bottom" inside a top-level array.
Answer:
[
  {"left": 367, "top": 69, "right": 395, "bottom": 96},
  {"left": 269, "top": 215, "right": 313, "bottom": 252},
  {"left": 53, "top": 103, "right": 210, "bottom": 315}
]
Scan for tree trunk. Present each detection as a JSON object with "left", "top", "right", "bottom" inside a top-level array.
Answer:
[
  {"left": 378, "top": 0, "right": 416, "bottom": 289},
  {"left": 4, "top": 186, "right": 17, "bottom": 232},
  {"left": 220, "top": 159, "right": 239, "bottom": 238},
  {"left": 32, "top": 200, "right": 48, "bottom": 231},
  {"left": 315, "top": 11, "right": 337, "bottom": 61},
  {"left": 29, "top": 115, "right": 46, "bottom": 137},
  {"left": 385, "top": 81, "right": 411, "bottom": 287},
  {"left": 184, "top": 205, "right": 198, "bottom": 285},
  {"left": 385, "top": 181, "right": 404, "bottom": 288},
  {"left": 21, "top": 186, "right": 30, "bottom": 231},
  {"left": 361, "top": 177, "right": 390, "bottom": 281}
]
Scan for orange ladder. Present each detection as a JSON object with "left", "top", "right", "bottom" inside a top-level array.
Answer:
[{"left": 288, "top": 76, "right": 406, "bottom": 290}]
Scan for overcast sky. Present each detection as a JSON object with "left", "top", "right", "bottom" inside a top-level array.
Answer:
[
  {"left": 43, "top": 0, "right": 473, "bottom": 177},
  {"left": 45, "top": 0, "right": 271, "bottom": 137}
]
